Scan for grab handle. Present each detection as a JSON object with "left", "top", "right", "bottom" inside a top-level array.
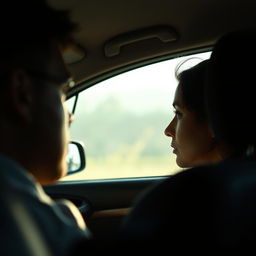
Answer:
[{"left": 104, "top": 26, "right": 178, "bottom": 57}]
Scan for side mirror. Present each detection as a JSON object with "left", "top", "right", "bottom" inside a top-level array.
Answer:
[{"left": 66, "top": 141, "right": 86, "bottom": 175}]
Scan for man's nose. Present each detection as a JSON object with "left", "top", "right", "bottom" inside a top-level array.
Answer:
[{"left": 68, "top": 112, "right": 74, "bottom": 126}]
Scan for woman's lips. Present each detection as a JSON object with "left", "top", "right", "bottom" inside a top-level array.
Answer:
[{"left": 171, "top": 144, "right": 178, "bottom": 154}]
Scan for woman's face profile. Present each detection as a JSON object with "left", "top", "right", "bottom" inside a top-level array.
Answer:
[{"left": 165, "top": 85, "right": 217, "bottom": 168}]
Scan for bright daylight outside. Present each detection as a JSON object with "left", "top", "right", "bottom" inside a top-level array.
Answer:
[{"left": 62, "top": 52, "right": 211, "bottom": 181}]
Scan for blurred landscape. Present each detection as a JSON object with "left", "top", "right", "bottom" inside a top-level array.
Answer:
[
  {"left": 63, "top": 93, "right": 181, "bottom": 181},
  {"left": 62, "top": 53, "right": 210, "bottom": 181}
]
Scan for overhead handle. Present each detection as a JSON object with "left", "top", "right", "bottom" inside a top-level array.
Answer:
[{"left": 104, "top": 26, "right": 178, "bottom": 57}]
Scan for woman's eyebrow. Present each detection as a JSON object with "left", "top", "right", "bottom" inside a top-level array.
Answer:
[{"left": 173, "top": 102, "right": 186, "bottom": 111}]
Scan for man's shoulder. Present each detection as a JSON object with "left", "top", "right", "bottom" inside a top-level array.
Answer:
[{"left": 0, "top": 154, "right": 90, "bottom": 254}]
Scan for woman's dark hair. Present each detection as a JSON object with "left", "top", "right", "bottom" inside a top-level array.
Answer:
[
  {"left": 175, "top": 58, "right": 209, "bottom": 122},
  {"left": 206, "top": 29, "right": 256, "bottom": 156}
]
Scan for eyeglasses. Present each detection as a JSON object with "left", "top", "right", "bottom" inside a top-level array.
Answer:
[{"left": 26, "top": 69, "right": 76, "bottom": 90}]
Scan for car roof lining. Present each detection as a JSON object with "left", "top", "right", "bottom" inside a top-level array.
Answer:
[
  {"left": 49, "top": 0, "right": 256, "bottom": 85},
  {"left": 67, "top": 46, "right": 212, "bottom": 98}
]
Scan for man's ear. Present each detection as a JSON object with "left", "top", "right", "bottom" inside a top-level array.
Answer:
[
  {"left": 210, "top": 127, "right": 216, "bottom": 139},
  {"left": 206, "top": 124, "right": 215, "bottom": 138},
  {"left": 7, "top": 69, "right": 34, "bottom": 123}
]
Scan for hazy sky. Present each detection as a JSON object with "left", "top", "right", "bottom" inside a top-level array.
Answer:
[{"left": 67, "top": 51, "right": 211, "bottom": 114}]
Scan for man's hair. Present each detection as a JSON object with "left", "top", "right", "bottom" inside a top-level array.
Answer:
[{"left": 0, "top": 0, "right": 77, "bottom": 71}]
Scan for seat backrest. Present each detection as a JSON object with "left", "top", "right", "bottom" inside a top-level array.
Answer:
[{"left": 118, "top": 158, "right": 256, "bottom": 249}]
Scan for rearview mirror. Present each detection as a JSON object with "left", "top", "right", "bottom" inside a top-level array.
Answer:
[{"left": 66, "top": 141, "right": 86, "bottom": 175}]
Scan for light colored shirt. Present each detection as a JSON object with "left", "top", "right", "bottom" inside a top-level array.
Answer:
[{"left": 0, "top": 154, "right": 90, "bottom": 256}]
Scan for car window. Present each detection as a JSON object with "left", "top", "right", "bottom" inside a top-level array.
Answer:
[{"left": 62, "top": 52, "right": 211, "bottom": 181}]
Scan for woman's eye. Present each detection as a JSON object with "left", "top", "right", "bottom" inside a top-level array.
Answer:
[{"left": 173, "top": 109, "right": 182, "bottom": 118}]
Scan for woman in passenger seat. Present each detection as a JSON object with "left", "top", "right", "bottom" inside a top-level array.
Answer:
[
  {"left": 116, "top": 30, "right": 256, "bottom": 248},
  {"left": 164, "top": 59, "right": 233, "bottom": 168}
]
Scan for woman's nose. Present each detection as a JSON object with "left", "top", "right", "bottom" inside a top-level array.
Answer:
[{"left": 164, "top": 118, "right": 175, "bottom": 137}]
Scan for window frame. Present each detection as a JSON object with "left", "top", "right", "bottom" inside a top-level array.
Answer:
[{"left": 64, "top": 49, "right": 212, "bottom": 181}]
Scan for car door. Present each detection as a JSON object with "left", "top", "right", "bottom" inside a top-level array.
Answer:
[{"left": 44, "top": 51, "right": 211, "bottom": 238}]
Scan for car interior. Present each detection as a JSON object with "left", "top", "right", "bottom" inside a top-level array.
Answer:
[
  {"left": 18, "top": 0, "right": 256, "bottom": 248},
  {"left": 43, "top": 0, "right": 256, "bottom": 239}
]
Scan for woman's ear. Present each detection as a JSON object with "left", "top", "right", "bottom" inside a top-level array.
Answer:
[{"left": 7, "top": 69, "right": 34, "bottom": 123}]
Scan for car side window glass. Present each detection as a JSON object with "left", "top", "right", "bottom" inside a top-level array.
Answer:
[{"left": 62, "top": 52, "right": 211, "bottom": 181}]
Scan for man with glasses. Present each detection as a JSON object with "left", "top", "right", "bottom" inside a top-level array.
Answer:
[{"left": 0, "top": 1, "right": 90, "bottom": 255}]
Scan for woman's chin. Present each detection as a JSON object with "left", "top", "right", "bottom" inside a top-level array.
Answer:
[{"left": 176, "top": 158, "right": 190, "bottom": 168}]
